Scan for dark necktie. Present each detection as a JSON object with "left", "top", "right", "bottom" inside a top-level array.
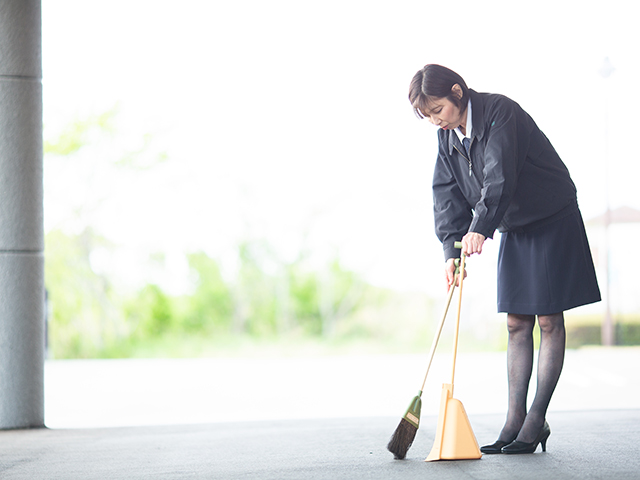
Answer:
[
  {"left": 462, "top": 137, "right": 471, "bottom": 156},
  {"left": 462, "top": 137, "right": 472, "bottom": 176}
]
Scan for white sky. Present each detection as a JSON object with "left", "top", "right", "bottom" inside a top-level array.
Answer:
[{"left": 41, "top": 0, "right": 640, "bottom": 296}]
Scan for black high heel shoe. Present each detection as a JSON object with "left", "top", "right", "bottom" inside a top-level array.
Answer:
[
  {"left": 501, "top": 421, "right": 551, "bottom": 454},
  {"left": 480, "top": 438, "right": 515, "bottom": 455}
]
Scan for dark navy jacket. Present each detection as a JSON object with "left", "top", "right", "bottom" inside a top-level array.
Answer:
[{"left": 433, "top": 89, "right": 578, "bottom": 261}]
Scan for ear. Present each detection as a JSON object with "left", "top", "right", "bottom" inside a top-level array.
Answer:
[{"left": 451, "top": 84, "right": 463, "bottom": 100}]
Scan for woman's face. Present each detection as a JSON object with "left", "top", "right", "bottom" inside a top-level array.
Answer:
[{"left": 422, "top": 97, "right": 466, "bottom": 132}]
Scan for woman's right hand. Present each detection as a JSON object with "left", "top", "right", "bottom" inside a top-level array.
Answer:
[
  {"left": 444, "top": 257, "right": 466, "bottom": 291},
  {"left": 445, "top": 258, "right": 456, "bottom": 290}
]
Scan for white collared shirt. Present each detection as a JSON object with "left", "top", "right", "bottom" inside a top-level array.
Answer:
[{"left": 454, "top": 99, "right": 473, "bottom": 143}]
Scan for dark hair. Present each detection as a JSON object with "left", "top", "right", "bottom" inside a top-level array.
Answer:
[{"left": 408, "top": 64, "right": 469, "bottom": 119}]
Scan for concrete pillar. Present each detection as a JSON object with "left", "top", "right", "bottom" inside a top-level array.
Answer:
[{"left": 0, "top": 0, "right": 44, "bottom": 429}]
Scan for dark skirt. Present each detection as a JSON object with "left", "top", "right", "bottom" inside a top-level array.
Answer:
[{"left": 497, "top": 209, "right": 601, "bottom": 315}]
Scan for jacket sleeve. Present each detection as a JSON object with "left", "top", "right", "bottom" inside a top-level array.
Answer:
[
  {"left": 433, "top": 141, "right": 474, "bottom": 261},
  {"left": 468, "top": 97, "right": 527, "bottom": 237}
]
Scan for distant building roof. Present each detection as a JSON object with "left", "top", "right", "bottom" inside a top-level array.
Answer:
[{"left": 586, "top": 206, "right": 640, "bottom": 226}]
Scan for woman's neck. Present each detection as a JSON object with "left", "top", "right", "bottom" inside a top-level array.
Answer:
[{"left": 458, "top": 106, "right": 468, "bottom": 136}]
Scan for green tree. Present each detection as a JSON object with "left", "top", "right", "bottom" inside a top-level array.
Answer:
[
  {"left": 44, "top": 109, "right": 117, "bottom": 156},
  {"left": 182, "top": 251, "right": 234, "bottom": 332},
  {"left": 124, "top": 284, "right": 174, "bottom": 339},
  {"left": 44, "top": 109, "right": 169, "bottom": 358},
  {"left": 287, "top": 262, "right": 321, "bottom": 335},
  {"left": 318, "top": 259, "right": 367, "bottom": 337},
  {"left": 45, "top": 228, "right": 124, "bottom": 358},
  {"left": 232, "top": 242, "right": 278, "bottom": 336}
]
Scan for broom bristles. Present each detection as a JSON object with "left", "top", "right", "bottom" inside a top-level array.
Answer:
[{"left": 387, "top": 417, "right": 418, "bottom": 459}]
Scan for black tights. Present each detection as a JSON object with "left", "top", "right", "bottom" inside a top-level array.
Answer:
[{"left": 498, "top": 312, "right": 566, "bottom": 443}]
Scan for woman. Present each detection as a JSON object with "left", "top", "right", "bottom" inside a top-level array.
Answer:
[{"left": 408, "top": 64, "right": 601, "bottom": 454}]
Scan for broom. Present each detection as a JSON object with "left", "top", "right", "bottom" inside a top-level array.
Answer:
[{"left": 387, "top": 266, "right": 459, "bottom": 459}]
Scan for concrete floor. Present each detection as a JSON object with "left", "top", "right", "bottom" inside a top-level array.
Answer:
[
  {"left": 1, "top": 347, "right": 638, "bottom": 478},
  {"left": 2, "top": 410, "right": 639, "bottom": 479}
]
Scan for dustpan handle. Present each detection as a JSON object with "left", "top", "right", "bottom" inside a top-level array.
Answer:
[
  {"left": 419, "top": 279, "right": 457, "bottom": 392},
  {"left": 450, "top": 242, "right": 467, "bottom": 390}
]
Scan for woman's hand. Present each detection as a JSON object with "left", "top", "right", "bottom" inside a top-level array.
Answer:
[
  {"left": 461, "top": 232, "right": 486, "bottom": 256},
  {"left": 445, "top": 233, "right": 484, "bottom": 290},
  {"left": 444, "top": 257, "right": 467, "bottom": 290}
]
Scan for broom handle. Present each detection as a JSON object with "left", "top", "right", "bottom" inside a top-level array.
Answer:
[
  {"left": 419, "top": 280, "right": 457, "bottom": 392},
  {"left": 450, "top": 243, "right": 467, "bottom": 390}
]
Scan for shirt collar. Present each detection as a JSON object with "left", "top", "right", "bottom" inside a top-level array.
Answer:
[{"left": 454, "top": 99, "right": 473, "bottom": 142}]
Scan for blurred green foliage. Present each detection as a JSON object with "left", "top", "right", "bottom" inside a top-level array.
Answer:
[
  {"left": 43, "top": 104, "right": 393, "bottom": 358},
  {"left": 45, "top": 228, "right": 124, "bottom": 357},
  {"left": 44, "top": 225, "right": 389, "bottom": 358},
  {"left": 44, "top": 109, "right": 116, "bottom": 156},
  {"left": 44, "top": 105, "right": 411, "bottom": 359}
]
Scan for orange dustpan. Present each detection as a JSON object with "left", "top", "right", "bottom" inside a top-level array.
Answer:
[{"left": 426, "top": 243, "right": 482, "bottom": 462}]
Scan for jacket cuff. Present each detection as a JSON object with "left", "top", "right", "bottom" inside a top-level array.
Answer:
[
  {"left": 468, "top": 217, "right": 495, "bottom": 240},
  {"left": 443, "top": 242, "right": 460, "bottom": 261}
]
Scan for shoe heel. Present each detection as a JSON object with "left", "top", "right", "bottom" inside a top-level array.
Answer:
[
  {"left": 540, "top": 421, "right": 550, "bottom": 452},
  {"left": 540, "top": 431, "right": 550, "bottom": 452}
]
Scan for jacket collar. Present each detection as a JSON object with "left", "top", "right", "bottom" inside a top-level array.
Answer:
[{"left": 447, "top": 89, "right": 486, "bottom": 155}]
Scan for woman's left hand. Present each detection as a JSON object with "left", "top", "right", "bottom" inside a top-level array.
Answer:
[{"left": 461, "top": 232, "right": 486, "bottom": 256}]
